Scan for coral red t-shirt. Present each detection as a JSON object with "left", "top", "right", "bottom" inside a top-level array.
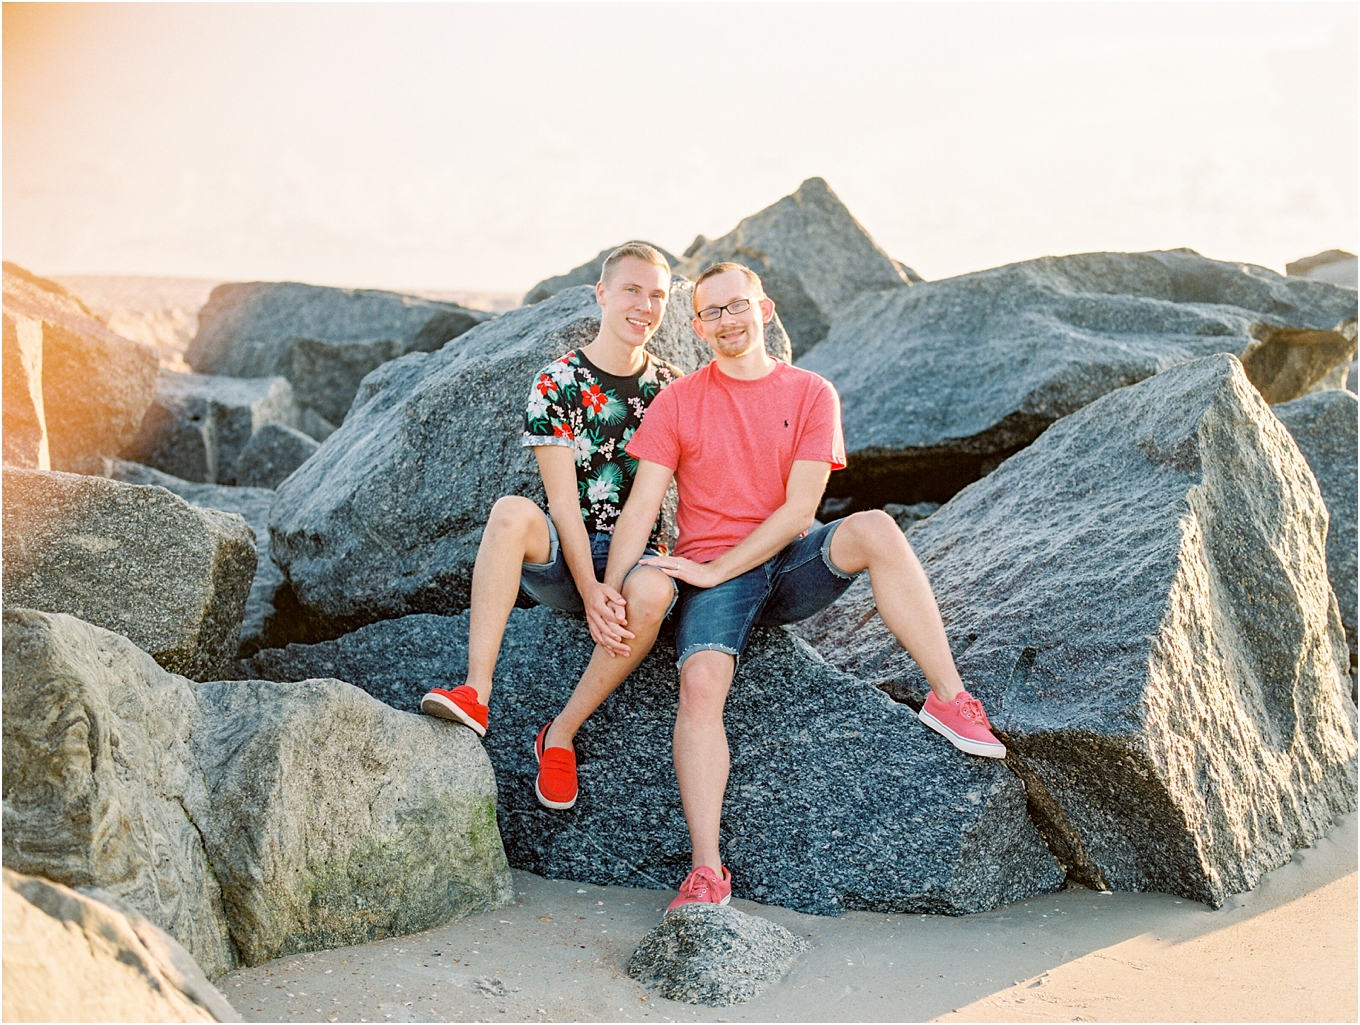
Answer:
[{"left": 625, "top": 360, "right": 846, "bottom": 564}]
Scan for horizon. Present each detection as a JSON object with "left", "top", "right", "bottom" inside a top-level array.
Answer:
[{"left": 5, "top": 3, "right": 1356, "bottom": 293}]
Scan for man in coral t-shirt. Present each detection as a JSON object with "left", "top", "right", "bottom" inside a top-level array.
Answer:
[{"left": 605, "top": 262, "right": 1007, "bottom": 912}]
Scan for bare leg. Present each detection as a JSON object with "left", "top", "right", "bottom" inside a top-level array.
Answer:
[
  {"left": 544, "top": 567, "right": 674, "bottom": 749},
  {"left": 828, "top": 510, "right": 964, "bottom": 702},
  {"left": 673, "top": 650, "right": 736, "bottom": 872},
  {"left": 465, "top": 496, "right": 552, "bottom": 703}
]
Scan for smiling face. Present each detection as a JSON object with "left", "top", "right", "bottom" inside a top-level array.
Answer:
[
  {"left": 595, "top": 256, "right": 670, "bottom": 349},
  {"left": 692, "top": 268, "right": 776, "bottom": 360}
]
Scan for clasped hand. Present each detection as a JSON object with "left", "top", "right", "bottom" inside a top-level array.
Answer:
[{"left": 583, "top": 579, "right": 634, "bottom": 657}]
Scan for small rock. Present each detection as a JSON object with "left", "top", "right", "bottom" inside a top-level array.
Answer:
[
  {"left": 1239, "top": 319, "right": 1358, "bottom": 403},
  {"left": 627, "top": 904, "right": 810, "bottom": 1006},
  {"left": 1287, "top": 249, "right": 1358, "bottom": 287},
  {"left": 2, "top": 469, "right": 256, "bottom": 680},
  {"left": 3, "top": 869, "right": 240, "bottom": 1021},
  {"left": 2, "top": 261, "right": 159, "bottom": 474},
  {"left": 121, "top": 370, "right": 300, "bottom": 484},
  {"left": 231, "top": 422, "right": 319, "bottom": 489}
]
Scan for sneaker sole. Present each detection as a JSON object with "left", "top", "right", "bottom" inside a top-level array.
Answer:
[
  {"left": 667, "top": 893, "right": 732, "bottom": 912},
  {"left": 918, "top": 708, "right": 1007, "bottom": 758},
  {"left": 420, "top": 693, "right": 487, "bottom": 737}
]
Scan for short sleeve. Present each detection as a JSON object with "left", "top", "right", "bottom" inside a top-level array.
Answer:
[
  {"left": 522, "top": 363, "right": 575, "bottom": 449},
  {"left": 625, "top": 381, "right": 681, "bottom": 470},
  {"left": 792, "top": 378, "right": 847, "bottom": 470}
]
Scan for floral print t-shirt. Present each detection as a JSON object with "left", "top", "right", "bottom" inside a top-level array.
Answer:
[{"left": 522, "top": 349, "right": 681, "bottom": 550}]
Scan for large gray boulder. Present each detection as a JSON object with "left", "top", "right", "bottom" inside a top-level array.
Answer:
[
  {"left": 230, "top": 422, "right": 319, "bottom": 489},
  {"left": 627, "top": 904, "right": 809, "bottom": 1006},
  {"left": 523, "top": 242, "right": 683, "bottom": 306},
  {"left": 2, "top": 262, "right": 159, "bottom": 474},
  {"left": 121, "top": 370, "right": 300, "bottom": 484},
  {"left": 191, "top": 676, "right": 514, "bottom": 966},
  {"left": 1274, "top": 390, "right": 1358, "bottom": 676},
  {"left": 793, "top": 355, "right": 1357, "bottom": 907},
  {"left": 677, "top": 177, "right": 914, "bottom": 358},
  {"left": 269, "top": 282, "right": 790, "bottom": 638},
  {"left": 186, "top": 281, "right": 489, "bottom": 377},
  {"left": 237, "top": 609, "right": 1066, "bottom": 916},
  {"left": 2, "top": 609, "right": 237, "bottom": 978},
  {"left": 799, "top": 249, "right": 1359, "bottom": 507},
  {"left": 3, "top": 869, "right": 240, "bottom": 1022},
  {"left": 105, "top": 459, "right": 310, "bottom": 658},
  {"left": 2, "top": 469, "right": 256, "bottom": 680}
]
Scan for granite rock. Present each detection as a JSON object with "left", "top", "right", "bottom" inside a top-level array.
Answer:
[
  {"left": 2, "top": 469, "right": 256, "bottom": 680},
  {"left": 1240, "top": 320, "right": 1358, "bottom": 403},
  {"left": 1274, "top": 390, "right": 1358, "bottom": 676},
  {"left": 627, "top": 904, "right": 809, "bottom": 1006},
  {"left": 793, "top": 354, "right": 1357, "bottom": 906},
  {"left": 3, "top": 869, "right": 240, "bottom": 1021},
  {"left": 524, "top": 242, "right": 682, "bottom": 306},
  {"left": 191, "top": 677, "right": 514, "bottom": 966},
  {"left": 269, "top": 283, "right": 788, "bottom": 638},
  {"left": 105, "top": 459, "right": 310, "bottom": 658},
  {"left": 799, "top": 249, "right": 1359, "bottom": 507},
  {"left": 1, "top": 609, "right": 237, "bottom": 978},
  {"left": 238, "top": 609, "right": 1065, "bottom": 916},
  {"left": 186, "top": 281, "right": 489, "bottom": 378},
  {"left": 677, "top": 178, "right": 913, "bottom": 358},
  {"left": 3, "top": 305, "right": 49, "bottom": 468},
  {"left": 1287, "top": 249, "right": 1358, "bottom": 287},
  {"left": 230, "top": 422, "right": 319, "bottom": 489},
  {"left": 2, "top": 261, "right": 159, "bottom": 473},
  {"left": 121, "top": 370, "right": 300, "bottom": 484}
]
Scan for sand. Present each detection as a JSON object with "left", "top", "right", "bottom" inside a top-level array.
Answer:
[{"left": 220, "top": 811, "right": 1356, "bottom": 1023}]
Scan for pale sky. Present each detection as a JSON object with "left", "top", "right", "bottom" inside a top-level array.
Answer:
[{"left": 4, "top": 2, "right": 1356, "bottom": 293}]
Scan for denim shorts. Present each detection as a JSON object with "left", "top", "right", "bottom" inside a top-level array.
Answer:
[
  {"left": 673, "top": 519, "right": 860, "bottom": 668},
  {"left": 520, "top": 511, "right": 677, "bottom": 616}
]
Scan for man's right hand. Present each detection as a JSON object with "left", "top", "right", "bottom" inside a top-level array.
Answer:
[{"left": 583, "top": 579, "right": 634, "bottom": 657}]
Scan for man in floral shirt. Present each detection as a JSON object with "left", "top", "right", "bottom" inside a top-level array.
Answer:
[{"left": 421, "top": 243, "right": 681, "bottom": 812}]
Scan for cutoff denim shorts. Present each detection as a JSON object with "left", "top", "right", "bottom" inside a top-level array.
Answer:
[
  {"left": 673, "top": 518, "right": 861, "bottom": 668},
  {"left": 520, "top": 511, "right": 677, "bottom": 616}
]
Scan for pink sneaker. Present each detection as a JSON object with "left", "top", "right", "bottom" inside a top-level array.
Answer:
[
  {"left": 919, "top": 690, "right": 1006, "bottom": 758},
  {"left": 667, "top": 866, "right": 732, "bottom": 912}
]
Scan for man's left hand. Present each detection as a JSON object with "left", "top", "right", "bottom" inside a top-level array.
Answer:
[{"left": 638, "top": 555, "right": 722, "bottom": 589}]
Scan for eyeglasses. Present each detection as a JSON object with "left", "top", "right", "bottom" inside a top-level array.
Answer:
[{"left": 696, "top": 298, "right": 754, "bottom": 322}]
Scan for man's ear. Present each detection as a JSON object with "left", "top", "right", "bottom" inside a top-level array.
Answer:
[
  {"left": 596, "top": 279, "right": 607, "bottom": 306},
  {"left": 760, "top": 297, "right": 776, "bottom": 323},
  {"left": 692, "top": 316, "right": 707, "bottom": 337}
]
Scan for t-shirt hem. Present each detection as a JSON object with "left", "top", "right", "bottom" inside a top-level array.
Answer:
[{"left": 522, "top": 434, "right": 575, "bottom": 449}]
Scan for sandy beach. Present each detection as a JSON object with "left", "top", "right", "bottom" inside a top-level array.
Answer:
[{"left": 220, "top": 811, "right": 1356, "bottom": 1023}]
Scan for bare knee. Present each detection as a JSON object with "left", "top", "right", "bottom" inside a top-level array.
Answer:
[
  {"left": 483, "top": 495, "right": 549, "bottom": 561},
  {"left": 678, "top": 653, "right": 733, "bottom": 720},
  {"left": 832, "top": 509, "right": 908, "bottom": 571},
  {"left": 622, "top": 568, "right": 674, "bottom": 626}
]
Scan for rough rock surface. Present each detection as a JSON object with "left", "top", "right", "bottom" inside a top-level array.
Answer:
[
  {"left": 2, "top": 469, "right": 256, "bottom": 680},
  {"left": 799, "top": 249, "right": 1359, "bottom": 506},
  {"left": 677, "top": 177, "right": 913, "bottom": 358},
  {"left": 523, "top": 242, "right": 682, "bottom": 306},
  {"left": 3, "top": 869, "right": 240, "bottom": 1022},
  {"left": 106, "top": 459, "right": 309, "bottom": 658},
  {"left": 278, "top": 335, "right": 406, "bottom": 425},
  {"left": 793, "top": 355, "right": 1357, "bottom": 907},
  {"left": 1274, "top": 390, "right": 1358, "bottom": 674},
  {"left": 1240, "top": 320, "right": 1358, "bottom": 403},
  {"left": 2, "top": 609, "right": 237, "bottom": 978},
  {"left": 238, "top": 609, "right": 1065, "bottom": 916},
  {"left": 2, "top": 261, "right": 159, "bottom": 473},
  {"left": 627, "top": 904, "right": 810, "bottom": 1006},
  {"left": 191, "top": 677, "right": 514, "bottom": 966},
  {"left": 186, "top": 281, "right": 489, "bottom": 377},
  {"left": 231, "top": 422, "right": 319, "bottom": 489},
  {"left": 269, "top": 283, "right": 789, "bottom": 637},
  {"left": 121, "top": 370, "right": 300, "bottom": 484},
  {"left": 1287, "top": 249, "right": 1358, "bottom": 287}
]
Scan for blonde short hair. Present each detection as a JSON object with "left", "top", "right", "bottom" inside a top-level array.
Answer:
[
  {"left": 600, "top": 242, "right": 671, "bottom": 286},
  {"left": 693, "top": 262, "right": 766, "bottom": 310}
]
